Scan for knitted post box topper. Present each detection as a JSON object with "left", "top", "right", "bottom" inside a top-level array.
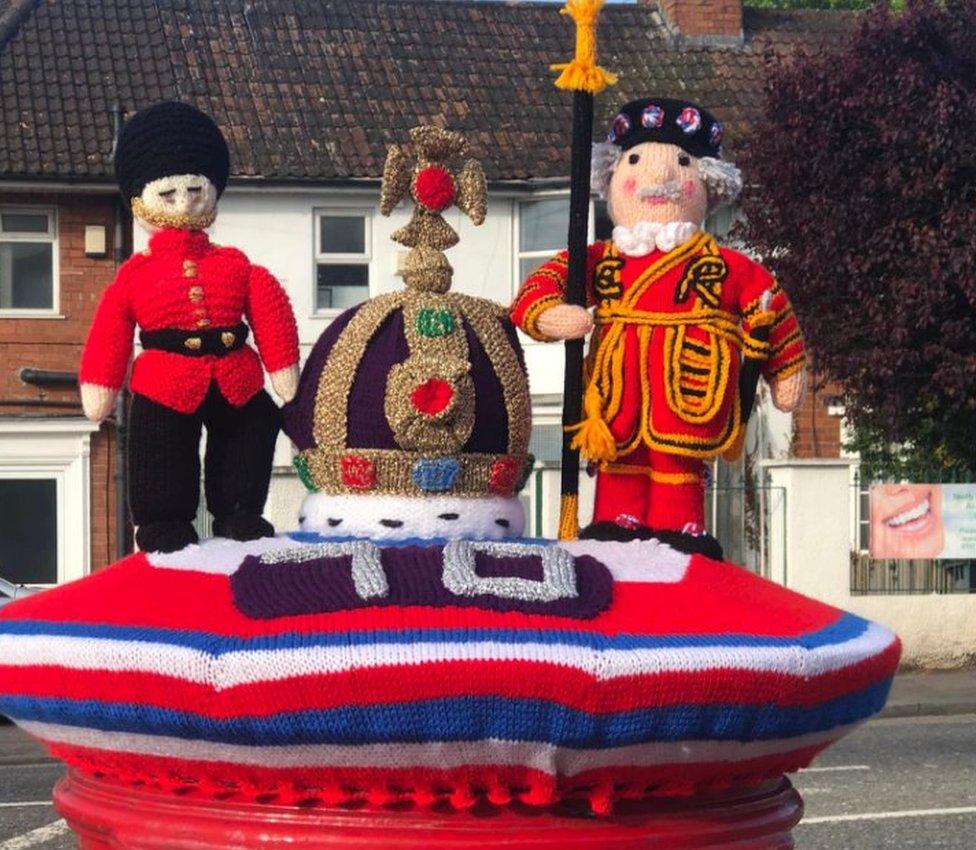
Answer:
[
  {"left": 79, "top": 102, "right": 300, "bottom": 554},
  {"left": 511, "top": 98, "right": 808, "bottom": 556},
  {"left": 0, "top": 125, "right": 899, "bottom": 818}
]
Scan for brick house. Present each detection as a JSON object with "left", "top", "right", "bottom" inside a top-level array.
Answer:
[{"left": 0, "top": 0, "right": 849, "bottom": 584}]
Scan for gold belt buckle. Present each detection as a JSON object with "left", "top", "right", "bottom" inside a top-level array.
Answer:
[
  {"left": 184, "top": 337, "right": 202, "bottom": 351},
  {"left": 221, "top": 331, "right": 236, "bottom": 349}
]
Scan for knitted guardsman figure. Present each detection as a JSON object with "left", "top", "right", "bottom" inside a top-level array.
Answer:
[
  {"left": 80, "top": 102, "right": 300, "bottom": 554},
  {"left": 511, "top": 98, "right": 807, "bottom": 555}
]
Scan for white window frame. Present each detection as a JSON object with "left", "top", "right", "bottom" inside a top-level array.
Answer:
[
  {"left": 0, "top": 205, "right": 60, "bottom": 317},
  {"left": 312, "top": 207, "right": 372, "bottom": 318},
  {"left": 512, "top": 193, "right": 596, "bottom": 300},
  {"left": 0, "top": 419, "right": 98, "bottom": 585}
]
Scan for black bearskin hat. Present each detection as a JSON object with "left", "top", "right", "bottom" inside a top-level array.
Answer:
[{"left": 114, "top": 102, "right": 230, "bottom": 206}]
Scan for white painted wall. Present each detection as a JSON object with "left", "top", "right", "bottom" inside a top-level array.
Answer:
[{"left": 762, "top": 459, "right": 976, "bottom": 669}]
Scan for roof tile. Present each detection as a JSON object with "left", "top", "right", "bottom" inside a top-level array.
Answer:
[{"left": 0, "top": 0, "right": 853, "bottom": 183}]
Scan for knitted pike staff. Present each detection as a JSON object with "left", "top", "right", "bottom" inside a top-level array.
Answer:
[{"left": 551, "top": 0, "right": 616, "bottom": 540}]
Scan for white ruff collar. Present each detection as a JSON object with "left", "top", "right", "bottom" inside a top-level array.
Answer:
[{"left": 611, "top": 221, "right": 700, "bottom": 257}]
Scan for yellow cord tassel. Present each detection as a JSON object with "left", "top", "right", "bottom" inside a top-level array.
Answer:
[
  {"left": 566, "top": 380, "right": 619, "bottom": 462},
  {"left": 720, "top": 424, "right": 745, "bottom": 463},
  {"left": 550, "top": 0, "right": 618, "bottom": 95},
  {"left": 558, "top": 493, "right": 580, "bottom": 541}
]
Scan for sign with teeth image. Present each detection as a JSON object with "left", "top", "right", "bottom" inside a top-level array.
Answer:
[{"left": 870, "top": 483, "right": 976, "bottom": 559}]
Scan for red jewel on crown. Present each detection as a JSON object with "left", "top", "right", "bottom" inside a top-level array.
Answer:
[
  {"left": 410, "top": 377, "right": 455, "bottom": 417},
  {"left": 340, "top": 455, "right": 377, "bottom": 490},
  {"left": 414, "top": 166, "right": 457, "bottom": 212},
  {"left": 489, "top": 456, "right": 520, "bottom": 495}
]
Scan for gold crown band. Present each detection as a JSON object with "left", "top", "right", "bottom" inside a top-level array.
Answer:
[{"left": 302, "top": 448, "right": 524, "bottom": 498}]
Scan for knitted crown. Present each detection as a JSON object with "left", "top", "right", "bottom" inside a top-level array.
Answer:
[
  {"left": 284, "top": 127, "right": 532, "bottom": 499},
  {"left": 114, "top": 102, "right": 231, "bottom": 206}
]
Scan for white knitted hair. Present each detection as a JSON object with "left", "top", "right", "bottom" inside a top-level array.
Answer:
[{"left": 590, "top": 142, "right": 742, "bottom": 213}]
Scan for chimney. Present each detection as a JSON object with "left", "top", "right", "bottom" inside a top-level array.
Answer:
[{"left": 651, "top": 0, "right": 744, "bottom": 46}]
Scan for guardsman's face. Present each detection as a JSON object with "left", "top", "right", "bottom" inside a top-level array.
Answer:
[
  {"left": 608, "top": 142, "right": 708, "bottom": 230},
  {"left": 131, "top": 174, "right": 218, "bottom": 233}
]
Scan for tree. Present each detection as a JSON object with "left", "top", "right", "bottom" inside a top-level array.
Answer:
[{"left": 739, "top": 0, "right": 976, "bottom": 476}]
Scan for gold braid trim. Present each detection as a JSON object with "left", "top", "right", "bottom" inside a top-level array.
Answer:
[
  {"left": 456, "top": 293, "right": 532, "bottom": 459},
  {"left": 602, "top": 463, "right": 701, "bottom": 485},
  {"left": 770, "top": 327, "right": 802, "bottom": 357},
  {"left": 307, "top": 288, "right": 531, "bottom": 496},
  {"left": 638, "top": 321, "right": 743, "bottom": 459},
  {"left": 558, "top": 492, "right": 580, "bottom": 541},
  {"left": 312, "top": 292, "right": 407, "bottom": 452},
  {"left": 303, "top": 449, "right": 518, "bottom": 498},
  {"left": 534, "top": 266, "right": 569, "bottom": 286},
  {"left": 386, "top": 292, "right": 474, "bottom": 453},
  {"left": 522, "top": 295, "right": 564, "bottom": 341},
  {"left": 767, "top": 351, "right": 808, "bottom": 381},
  {"left": 570, "top": 233, "right": 762, "bottom": 461},
  {"left": 595, "top": 304, "right": 770, "bottom": 358},
  {"left": 771, "top": 305, "right": 795, "bottom": 330}
]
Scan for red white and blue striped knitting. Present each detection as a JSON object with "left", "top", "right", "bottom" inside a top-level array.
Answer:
[{"left": 0, "top": 534, "right": 900, "bottom": 812}]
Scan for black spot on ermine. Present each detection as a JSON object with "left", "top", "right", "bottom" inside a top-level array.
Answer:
[
  {"left": 438, "top": 513, "right": 460, "bottom": 520},
  {"left": 495, "top": 518, "right": 511, "bottom": 528},
  {"left": 327, "top": 518, "right": 342, "bottom": 527},
  {"left": 380, "top": 519, "right": 404, "bottom": 528}
]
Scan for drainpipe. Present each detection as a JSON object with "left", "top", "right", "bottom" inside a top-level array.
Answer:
[
  {"left": 112, "top": 102, "right": 131, "bottom": 559},
  {"left": 18, "top": 369, "right": 78, "bottom": 386}
]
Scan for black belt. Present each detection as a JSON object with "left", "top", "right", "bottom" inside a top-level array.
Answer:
[{"left": 140, "top": 322, "right": 249, "bottom": 357}]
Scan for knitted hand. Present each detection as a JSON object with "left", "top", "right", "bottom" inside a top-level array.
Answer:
[
  {"left": 270, "top": 364, "right": 300, "bottom": 403},
  {"left": 80, "top": 383, "right": 118, "bottom": 423},
  {"left": 769, "top": 370, "right": 807, "bottom": 413},
  {"left": 536, "top": 304, "right": 593, "bottom": 340}
]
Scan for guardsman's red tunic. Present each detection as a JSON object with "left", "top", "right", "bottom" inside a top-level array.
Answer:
[
  {"left": 80, "top": 228, "right": 299, "bottom": 414},
  {"left": 511, "top": 232, "right": 806, "bottom": 531}
]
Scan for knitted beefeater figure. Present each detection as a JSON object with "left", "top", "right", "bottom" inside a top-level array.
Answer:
[
  {"left": 284, "top": 126, "right": 533, "bottom": 539},
  {"left": 511, "top": 98, "right": 808, "bottom": 554},
  {"left": 80, "top": 102, "right": 300, "bottom": 554}
]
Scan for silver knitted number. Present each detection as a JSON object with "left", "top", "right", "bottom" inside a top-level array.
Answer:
[
  {"left": 441, "top": 540, "right": 578, "bottom": 602},
  {"left": 260, "top": 541, "right": 388, "bottom": 600}
]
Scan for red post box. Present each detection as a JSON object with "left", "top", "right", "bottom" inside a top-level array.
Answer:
[{"left": 55, "top": 769, "right": 802, "bottom": 850}]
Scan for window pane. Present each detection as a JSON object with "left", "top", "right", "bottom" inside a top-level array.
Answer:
[
  {"left": 320, "top": 215, "right": 365, "bottom": 255},
  {"left": 528, "top": 423, "right": 564, "bottom": 463},
  {"left": 594, "top": 200, "right": 614, "bottom": 241},
  {"left": 316, "top": 263, "right": 368, "bottom": 310},
  {"left": 519, "top": 256, "right": 548, "bottom": 283},
  {"left": 0, "top": 479, "right": 57, "bottom": 584},
  {"left": 0, "top": 242, "right": 54, "bottom": 309},
  {"left": 519, "top": 199, "right": 569, "bottom": 254},
  {"left": 1, "top": 212, "right": 49, "bottom": 233}
]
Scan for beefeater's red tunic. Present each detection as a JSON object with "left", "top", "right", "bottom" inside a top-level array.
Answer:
[{"left": 510, "top": 232, "right": 806, "bottom": 531}]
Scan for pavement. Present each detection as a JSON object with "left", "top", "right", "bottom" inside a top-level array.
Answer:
[{"left": 881, "top": 667, "right": 976, "bottom": 718}]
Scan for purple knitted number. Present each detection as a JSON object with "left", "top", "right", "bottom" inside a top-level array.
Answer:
[{"left": 231, "top": 541, "right": 613, "bottom": 620}]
